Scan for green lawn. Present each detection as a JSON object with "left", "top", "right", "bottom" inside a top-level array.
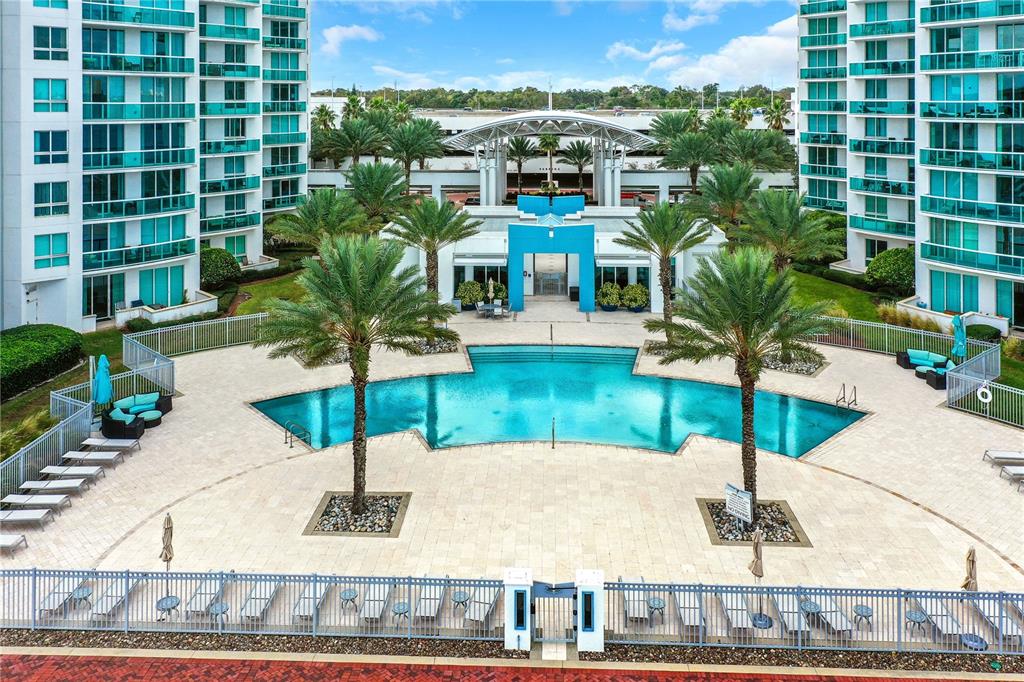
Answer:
[
  {"left": 789, "top": 271, "right": 882, "bottom": 322},
  {"left": 235, "top": 272, "right": 304, "bottom": 315}
]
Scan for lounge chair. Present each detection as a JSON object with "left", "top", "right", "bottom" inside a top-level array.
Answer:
[
  {"left": 38, "top": 577, "right": 85, "bottom": 615},
  {"left": 716, "top": 591, "right": 755, "bottom": 633},
  {"left": 91, "top": 578, "right": 141, "bottom": 620},
  {"left": 415, "top": 577, "right": 447, "bottom": 619},
  {"left": 185, "top": 577, "right": 224, "bottom": 619},
  {"left": 101, "top": 409, "right": 145, "bottom": 440},
  {"left": 620, "top": 576, "right": 649, "bottom": 622},
  {"left": 359, "top": 582, "right": 394, "bottom": 622},
  {"left": 999, "top": 465, "right": 1024, "bottom": 485},
  {"left": 62, "top": 450, "right": 124, "bottom": 467},
  {"left": 817, "top": 596, "right": 854, "bottom": 636},
  {"left": 240, "top": 582, "right": 281, "bottom": 623},
  {"left": 1009, "top": 596, "right": 1024, "bottom": 620},
  {"left": 20, "top": 479, "right": 89, "bottom": 495},
  {"left": 983, "top": 450, "right": 1024, "bottom": 466},
  {"left": 0, "top": 534, "right": 28, "bottom": 554},
  {"left": 672, "top": 589, "right": 705, "bottom": 637},
  {"left": 919, "top": 598, "right": 964, "bottom": 640},
  {"left": 465, "top": 586, "right": 500, "bottom": 628},
  {"left": 292, "top": 581, "right": 328, "bottom": 623},
  {"left": 2, "top": 494, "right": 72, "bottom": 514},
  {"left": 81, "top": 437, "right": 141, "bottom": 453},
  {"left": 774, "top": 594, "right": 812, "bottom": 639},
  {"left": 0, "top": 509, "right": 54, "bottom": 528},
  {"left": 40, "top": 465, "right": 105, "bottom": 481},
  {"left": 975, "top": 599, "right": 1024, "bottom": 646}
]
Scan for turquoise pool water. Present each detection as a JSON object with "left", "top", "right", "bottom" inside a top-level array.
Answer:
[{"left": 252, "top": 346, "right": 862, "bottom": 457}]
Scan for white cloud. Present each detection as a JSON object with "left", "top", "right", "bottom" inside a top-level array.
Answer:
[
  {"left": 372, "top": 65, "right": 439, "bottom": 89},
  {"left": 662, "top": 9, "right": 718, "bottom": 31},
  {"left": 496, "top": 57, "right": 516, "bottom": 65},
  {"left": 320, "top": 24, "right": 381, "bottom": 56},
  {"left": 647, "top": 54, "right": 688, "bottom": 72},
  {"left": 350, "top": 1, "right": 465, "bottom": 24},
  {"left": 553, "top": 0, "right": 579, "bottom": 16},
  {"left": 606, "top": 40, "right": 686, "bottom": 61},
  {"left": 367, "top": 66, "right": 643, "bottom": 93}
]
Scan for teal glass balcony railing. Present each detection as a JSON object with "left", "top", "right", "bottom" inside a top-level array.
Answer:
[
  {"left": 83, "top": 147, "right": 195, "bottom": 170},
  {"left": 263, "top": 194, "right": 305, "bottom": 210},
  {"left": 849, "top": 60, "right": 914, "bottom": 76},
  {"left": 83, "top": 193, "right": 195, "bottom": 221},
  {"left": 83, "top": 238, "right": 195, "bottom": 271},
  {"left": 263, "top": 69, "right": 307, "bottom": 81},
  {"left": 921, "top": 0, "right": 1024, "bottom": 24},
  {"left": 199, "top": 63, "right": 260, "bottom": 78},
  {"left": 850, "top": 177, "right": 915, "bottom": 196},
  {"left": 799, "top": 100, "right": 847, "bottom": 112},
  {"left": 199, "top": 23, "right": 260, "bottom": 41},
  {"left": 803, "top": 196, "right": 847, "bottom": 211},
  {"left": 200, "top": 211, "right": 261, "bottom": 233},
  {"left": 200, "top": 175, "right": 261, "bottom": 194},
  {"left": 849, "top": 139, "right": 914, "bottom": 155},
  {"left": 849, "top": 100, "right": 914, "bottom": 115},
  {"left": 263, "top": 36, "right": 307, "bottom": 50},
  {"left": 921, "top": 242, "right": 1024, "bottom": 276},
  {"left": 920, "top": 148, "right": 1024, "bottom": 172},
  {"left": 921, "top": 101, "right": 1024, "bottom": 119},
  {"left": 849, "top": 19, "right": 915, "bottom": 37},
  {"left": 800, "top": 131, "right": 846, "bottom": 145},
  {"left": 921, "top": 50, "right": 1024, "bottom": 71},
  {"left": 200, "top": 101, "right": 261, "bottom": 116},
  {"left": 263, "top": 132, "right": 307, "bottom": 145},
  {"left": 800, "top": 33, "right": 846, "bottom": 47},
  {"left": 921, "top": 195, "right": 1024, "bottom": 224},
  {"left": 800, "top": 164, "right": 847, "bottom": 178},
  {"left": 200, "top": 139, "right": 261, "bottom": 155},
  {"left": 82, "top": 53, "right": 194, "bottom": 73},
  {"left": 263, "top": 3, "right": 305, "bottom": 18},
  {"left": 848, "top": 214, "right": 916, "bottom": 237},
  {"left": 800, "top": 0, "right": 846, "bottom": 14},
  {"left": 263, "top": 162, "right": 307, "bottom": 177},
  {"left": 263, "top": 100, "right": 307, "bottom": 113},
  {"left": 800, "top": 66, "right": 847, "bottom": 79},
  {"left": 82, "top": 2, "right": 194, "bottom": 28},
  {"left": 83, "top": 102, "right": 195, "bottom": 120}
]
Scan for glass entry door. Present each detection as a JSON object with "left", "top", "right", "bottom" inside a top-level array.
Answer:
[
  {"left": 83, "top": 273, "right": 125, "bottom": 319},
  {"left": 1015, "top": 282, "right": 1024, "bottom": 330}
]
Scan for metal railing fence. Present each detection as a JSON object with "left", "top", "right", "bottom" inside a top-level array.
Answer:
[
  {"left": 123, "top": 313, "right": 267, "bottom": 358},
  {"left": 814, "top": 316, "right": 995, "bottom": 361},
  {"left": 0, "top": 401, "right": 92, "bottom": 499}
]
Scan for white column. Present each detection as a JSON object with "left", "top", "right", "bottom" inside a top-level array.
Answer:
[
  {"left": 602, "top": 159, "right": 614, "bottom": 207},
  {"left": 575, "top": 569, "right": 605, "bottom": 653},
  {"left": 503, "top": 568, "right": 532, "bottom": 651},
  {"left": 611, "top": 151, "right": 623, "bottom": 207}
]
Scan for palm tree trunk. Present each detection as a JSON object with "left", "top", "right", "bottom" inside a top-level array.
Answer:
[
  {"left": 736, "top": 360, "right": 758, "bottom": 520},
  {"left": 547, "top": 151, "right": 553, "bottom": 185},
  {"left": 516, "top": 162, "right": 523, "bottom": 193},
  {"left": 351, "top": 154, "right": 360, "bottom": 167},
  {"left": 405, "top": 162, "right": 412, "bottom": 195},
  {"left": 350, "top": 361, "right": 368, "bottom": 516},
  {"left": 689, "top": 165, "right": 699, "bottom": 194},
  {"left": 426, "top": 250, "right": 439, "bottom": 294},
  {"left": 578, "top": 167, "right": 584, "bottom": 191},
  {"left": 773, "top": 253, "right": 787, "bottom": 273},
  {"left": 659, "top": 254, "right": 673, "bottom": 334}
]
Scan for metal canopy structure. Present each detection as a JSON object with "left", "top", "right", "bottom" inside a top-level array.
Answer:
[{"left": 443, "top": 110, "right": 657, "bottom": 151}]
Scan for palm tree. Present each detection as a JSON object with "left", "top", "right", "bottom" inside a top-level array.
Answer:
[
  {"left": 345, "top": 162, "right": 408, "bottom": 227},
  {"left": 343, "top": 94, "right": 364, "bottom": 120},
  {"left": 649, "top": 110, "right": 700, "bottom": 150},
  {"left": 701, "top": 116, "right": 740, "bottom": 161},
  {"left": 721, "top": 130, "right": 796, "bottom": 171},
  {"left": 557, "top": 140, "right": 593, "bottom": 191},
  {"left": 362, "top": 108, "right": 396, "bottom": 162},
  {"left": 614, "top": 202, "right": 712, "bottom": 332},
  {"left": 741, "top": 190, "right": 844, "bottom": 271},
  {"left": 644, "top": 247, "right": 829, "bottom": 515},
  {"left": 386, "top": 122, "right": 430, "bottom": 190},
  {"left": 730, "top": 98, "right": 754, "bottom": 128},
  {"left": 336, "top": 118, "right": 386, "bottom": 167},
  {"left": 661, "top": 132, "right": 716, "bottom": 194},
  {"left": 388, "top": 198, "right": 483, "bottom": 293},
  {"left": 254, "top": 236, "right": 458, "bottom": 515},
  {"left": 693, "top": 163, "right": 762, "bottom": 241},
  {"left": 764, "top": 99, "right": 792, "bottom": 132},
  {"left": 506, "top": 136, "right": 536, "bottom": 194},
  {"left": 266, "top": 188, "right": 368, "bottom": 247},
  {"left": 410, "top": 118, "right": 446, "bottom": 170},
  {"left": 311, "top": 104, "right": 337, "bottom": 132},
  {"left": 393, "top": 101, "right": 413, "bottom": 124},
  {"left": 538, "top": 133, "right": 560, "bottom": 187}
]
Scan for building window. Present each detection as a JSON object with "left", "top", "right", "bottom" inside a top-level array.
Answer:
[
  {"left": 865, "top": 79, "right": 888, "bottom": 100},
  {"left": 224, "top": 6, "right": 246, "bottom": 26},
  {"left": 929, "top": 170, "right": 978, "bottom": 200},
  {"left": 140, "top": 31, "right": 184, "bottom": 56},
  {"left": 865, "top": 238, "right": 887, "bottom": 264},
  {"left": 82, "top": 27, "right": 125, "bottom": 54},
  {"left": 139, "top": 264, "right": 185, "bottom": 307},
  {"left": 34, "top": 233, "right": 70, "bottom": 268},
  {"left": 864, "top": 117, "right": 887, "bottom": 138},
  {"left": 224, "top": 156, "right": 245, "bottom": 176},
  {"left": 141, "top": 215, "right": 186, "bottom": 244},
  {"left": 33, "top": 131, "right": 68, "bottom": 164},
  {"left": 33, "top": 79, "right": 68, "bottom": 112},
  {"left": 34, "top": 0, "right": 69, "bottom": 7},
  {"left": 34, "top": 182, "right": 69, "bottom": 217},
  {"left": 996, "top": 23, "right": 1024, "bottom": 50},
  {"left": 224, "top": 81, "right": 246, "bottom": 101},
  {"left": 224, "top": 235, "right": 247, "bottom": 261},
  {"left": 930, "top": 270, "right": 978, "bottom": 313},
  {"left": 864, "top": 1, "right": 887, "bottom": 22},
  {"left": 84, "top": 75, "right": 125, "bottom": 103},
  {"left": 33, "top": 26, "right": 67, "bottom": 60},
  {"left": 931, "top": 74, "right": 980, "bottom": 102},
  {"left": 865, "top": 157, "right": 887, "bottom": 178},
  {"left": 864, "top": 40, "right": 887, "bottom": 62},
  {"left": 224, "top": 193, "right": 247, "bottom": 214},
  {"left": 224, "top": 43, "right": 246, "bottom": 63},
  {"left": 223, "top": 118, "right": 246, "bottom": 138},
  {"left": 865, "top": 195, "right": 887, "bottom": 217},
  {"left": 269, "top": 51, "right": 298, "bottom": 69},
  {"left": 83, "top": 222, "right": 126, "bottom": 252}
]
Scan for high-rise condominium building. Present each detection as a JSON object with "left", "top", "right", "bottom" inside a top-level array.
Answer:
[
  {"left": 798, "top": 0, "right": 1024, "bottom": 330},
  {"left": 1, "top": 0, "right": 309, "bottom": 332}
]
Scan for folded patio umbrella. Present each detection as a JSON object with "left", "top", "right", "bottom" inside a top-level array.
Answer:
[
  {"left": 92, "top": 354, "right": 113, "bottom": 407},
  {"left": 748, "top": 529, "right": 764, "bottom": 579},
  {"left": 960, "top": 546, "right": 977, "bottom": 591},
  {"left": 160, "top": 513, "right": 174, "bottom": 571},
  {"left": 951, "top": 315, "right": 967, "bottom": 360}
]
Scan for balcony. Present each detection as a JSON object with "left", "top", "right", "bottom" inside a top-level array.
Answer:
[
  {"left": 799, "top": 100, "right": 847, "bottom": 112},
  {"left": 800, "top": 33, "right": 846, "bottom": 48},
  {"left": 921, "top": 101, "right": 1024, "bottom": 120},
  {"left": 800, "top": 164, "right": 847, "bottom": 178},
  {"left": 921, "top": 50, "right": 1024, "bottom": 71},
  {"left": 199, "top": 63, "right": 260, "bottom": 78},
  {"left": 848, "top": 60, "right": 914, "bottom": 76},
  {"left": 800, "top": 132, "right": 846, "bottom": 145},
  {"left": 83, "top": 239, "right": 196, "bottom": 272},
  {"left": 200, "top": 175, "right": 261, "bottom": 194},
  {"left": 849, "top": 100, "right": 914, "bottom": 115},
  {"left": 800, "top": 0, "right": 845, "bottom": 14},
  {"left": 263, "top": 132, "right": 307, "bottom": 146},
  {"left": 82, "top": 53, "right": 194, "bottom": 73},
  {"left": 83, "top": 102, "right": 195, "bottom": 120},
  {"left": 921, "top": 0, "right": 1024, "bottom": 24},
  {"left": 200, "top": 101, "right": 261, "bottom": 116},
  {"left": 263, "top": 162, "right": 307, "bottom": 177},
  {"left": 200, "top": 139, "right": 261, "bottom": 155},
  {"left": 849, "top": 177, "right": 915, "bottom": 196},
  {"left": 848, "top": 214, "right": 916, "bottom": 237},
  {"left": 803, "top": 196, "right": 847, "bottom": 211},
  {"left": 921, "top": 195, "right": 1024, "bottom": 224},
  {"left": 921, "top": 243, "right": 1024, "bottom": 276},
  {"left": 200, "top": 211, "right": 261, "bottom": 233},
  {"left": 263, "top": 2, "right": 305, "bottom": 18},
  {"left": 83, "top": 147, "right": 196, "bottom": 171},
  {"left": 263, "top": 194, "right": 305, "bottom": 211},
  {"left": 263, "top": 100, "right": 307, "bottom": 113},
  {"left": 799, "top": 66, "right": 847, "bottom": 79},
  {"left": 263, "top": 69, "right": 307, "bottom": 81},
  {"left": 848, "top": 19, "right": 914, "bottom": 37},
  {"left": 82, "top": 2, "right": 194, "bottom": 28},
  {"left": 920, "top": 148, "right": 1024, "bottom": 172},
  {"left": 849, "top": 139, "right": 914, "bottom": 155},
  {"left": 83, "top": 193, "right": 196, "bottom": 221},
  {"left": 263, "top": 36, "right": 306, "bottom": 50},
  {"left": 199, "top": 23, "right": 260, "bottom": 41}
]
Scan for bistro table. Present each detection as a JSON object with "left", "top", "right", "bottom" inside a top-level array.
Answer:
[
  {"left": 961, "top": 633, "right": 988, "bottom": 651},
  {"left": 647, "top": 597, "right": 666, "bottom": 623},
  {"left": 392, "top": 601, "right": 411, "bottom": 622},
  {"left": 478, "top": 303, "right": 502, "bottom": 318},
  {"left": 156, "top": 595, "right": 181, "bottom": 621},
  {"left": 209, "top": 601, "right": 229, "bottom": 625},
  {"left": 70, "top": 586, "right": 93, "bottom": 609},
  {"left": 452, "top": 590, "right": 471, "bottom": 611},
  {"left": 800, "top": 600, "right": 823, "bottom": 616},
  {"left": 905, "top": 609, "right": 929, "bottom": 635},
  {"left": 853, "top": 604, "right": 874, "bottom": 630},
  {"left": 340, "top": 588, "right": 359, "bottom": 610}
]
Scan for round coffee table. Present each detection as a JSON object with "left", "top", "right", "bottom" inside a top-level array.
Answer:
[
  {"left": 392, "top": 601, "right": 410, "bottom": 622},
  {"left": 961, "top": 633, "right": 988, "bottom": 652},
  {"left": 340, "top": 588, "right": 358, "bottom": 610},
  {"left": 853, "top": 604, "right": 873, "bottom": 629},
  {"left": 209, "top": 601, "right": 229, "bottom": 625},
  {"left": 800, "top": 600, "right": 822, "bottom": 615},
  {"left": 452, "top": 590, "right": 471, "bottom": 610},
  {"left": 647, "top": 597, "right": 666, "bottom": 623},
  {"left": 156, "top": 595, "right": 180, "bottom": 621}
]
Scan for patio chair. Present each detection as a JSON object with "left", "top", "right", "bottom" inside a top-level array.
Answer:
[
  {"left": 415, "top": 577, "right": 447, "bottom": 619},
  {"left": 359, "top": 582, "right": 394, "bottom": 622},
  {"left": 672, "top": 589, "right": 705, "bottom": 638},
  {"left": 983, "top": 450, "right": 1024, "bottom": 467},
  {"left": 773, "top": 594, "right": 812, "bottom": 639},
  {"left": 20, "top": 479, "right": 89, "bottom": 495},
  {"left": 62, "top": 450, "right": 124, "bottom": 467},
  {"left": 91, "top": 577, "right": 141, "bottom": 621},
  {"left": 715, "top": 591, "right": 755, "bottom": 634},
  {"left": 975, "top": 599, "right": 1024, "bottom": 647},
  {"left": 464, "top": 586, "right": 500, "bottom": 628},
  {"left": 240, "top": 582, "right": 281, "bottom": 623},
  {"left": 38, "top": 577, "right": 85, "bottom": 616},
  {"left": 185, "top": 576, "right": 224, "bottom": 619},
  {"left": 620, "top": 576, "right": 649, "bottom": 623},
  {"left": 1, "top": 494, "right": 72, "bottom": 514},
  {"left": 292, "top": 581, "right": 328, "bottom": 623},
  {"left": 919, "top": 597, "right": 964, "bottom": 641},
  {"left": 40, "top": 465, "right": 105, "bottom": 482},
  {"left": 998, "top": 465, "right": 1024, "bottom": 486},
  {"left": 80, "top": 437, "right": 141, "bottom": 453},
  {"left": 818, "top": 596, "right": 854, "bottom": 636},
  {"left": 0, "top": 534, "right": 28, "bottom": 554},
  {"left": 0, "top": 508, "right": 54, "bottom": 529},
  {"left": 101, "top": 410, "right": 145, "bottom": 440}
]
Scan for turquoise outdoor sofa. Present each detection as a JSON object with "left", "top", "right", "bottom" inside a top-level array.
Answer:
[
  {"left": 101, "top": 392, "right": 173, "bottom": 438},
  {"left": 896, "top": 349, "right": 948, "bottom": 370}
]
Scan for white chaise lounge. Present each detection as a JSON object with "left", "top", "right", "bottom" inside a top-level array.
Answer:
[
  {"left": 2, "top": 494, "right": 72, "bottom": 514},
  {"left": 415, "top": 578, "right": 447, "bottom": 620},
  {"left": 620, "top": 576, "right": 649, "bottom": 623},
  {"left": 20, "top": 479, "right": 89, "bottom": 495},
  {"left": 982, "top": 450, "right": 1024, "bottom": 466},
  {"left": 240, "top": 582, "right": 281, "bottom": 623},
  {"left": 919, "top": 597, "right": 964, "bottom": 641},
  {"left": 818, "top": 596, "right": 854, "bottom": 636},
  {"left": 975, "top": 599, "right": 1024, "bottom": 647},
  {"left": 63, "top": 451, "right": 124, "bottom": 467},
  {"left": 0, "top": 534, "right": 28, "bottom": 554},
  {"left": 40, "top": 465, "right": 105, "bottom": 481},
  {"left": 292, "top": 582, "right": 328, "bottom": 623},
  {"left": 716, "top": 592, "right": 755, "bottom": 635},
  {"left": 359, "top": 582, "right": 394, "bottom": 622},
  {"left": 91, "top": 578, "right": 141, "bottom": 620},
  {"left": 464, "top": 586, "right": 500, "bottom": 629},
  {"left": 38, "top": 577, "right": 85, "bottom": 615},
  {"left": 774, "top": 594, "right": 812, "bottom": 639},
  {"left": 185, "top": 577, "right": 224, "bottom": 619},
  {"left": 0, "top": 509, "right": 54, "bottom": 528},
  {"left": 81, "top": 437, "right": 140, "bottom": 453},
  {"left": 672, "top": 589, "right": 705, "bottom": 637}
]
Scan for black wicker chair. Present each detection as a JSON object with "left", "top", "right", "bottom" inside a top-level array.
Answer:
[
  {"left": 101, "top": 410, "right": 145, "bottom": 439},
  {"left": 926, "top": 371, "right": 947, "bottom": 390},
  {"left": 156, "top": 393, "right": 173, "bottom": 414}
]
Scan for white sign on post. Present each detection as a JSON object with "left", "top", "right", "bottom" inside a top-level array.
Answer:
[{"left": 724, "top": 483, "right": 753, "bottom": 525}]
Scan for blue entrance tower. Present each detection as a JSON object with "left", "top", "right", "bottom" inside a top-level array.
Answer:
[{"left": 507, "top": 223, "right": 595, "bottom": 313}]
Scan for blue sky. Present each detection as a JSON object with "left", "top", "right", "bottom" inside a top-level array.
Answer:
[{"left": 311, "top": 1, "right": 800, "bottom": 93}]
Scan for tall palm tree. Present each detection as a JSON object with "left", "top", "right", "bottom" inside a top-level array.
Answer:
[
  {"left": 336, "top": 118, "right": 386, "bottom": 167},
  {"left": 693, "top": 163, "right": 762, "bottom": 241},
  {"left": 345, "top": 162, "right": 408, "bottom": 227},
  {"left": 266, "top": 188, "right": 368, "bottom": 247},
  {"left": 254, "top": 236, "right": 458, "bottom": 515},
  {"left": 661, "top": 132, "right": 716, "bottom": 194},
  {"left": 614, "top": 202, "right": 712, "bottom": 332},
  {"left": 393, "top": 101, "right": 413, "bottom": 124},
  {"left": 386, "top": 122, "right": 430, "bottom": 190},
  {"left": 311, "top": 104, "right": 337, "bottom": 132},
  {"left": 721, "top": 129, "right": 795, "bottom": 171},
  {"left": 649, "top": 110, "right": 700, "bottom": 150},
  {"left": 557, "top": 140, "right": 593, "bottom": 191},
  {"left": 343, "top": 94, "right": 364, "bottom": 120},
  {"left": 410, "top": 118, "right": 446, "bottom": 170},
  {"left": 362, "top": 108, "right": 396, "bottom": 162},
  {"left": 701, "top": 116, "right": 740, "bottom": 161},
  {"left": 741, "top": 190, "right": 844, "bottom": 271},
  {"left": 538, "top": 133, "right": 560, "bottom": 187},
  {"left": 506, "top": 136, "right": 536, "bottom": 194},
  {"left": 387, "top": 198, "right": 483, "bottom": 293},
  {"left": 730, "top": 98, "right": 754, "bottom": 128},
  {"left": 644, "top": 247, "right": 829, "bottom": 515},
  {"left": 764, "top": 98, "right": 792, "bottom": 132}
]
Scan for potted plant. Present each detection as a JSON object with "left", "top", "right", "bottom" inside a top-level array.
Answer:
[
  {"left": 455, "top": 280, "right": 484, "bottom": 310},
  {"left": 492, "top": 281, "right": 508, "bottom": 302},
  {"left": 597, "top": 282, "right": 621, "bottom": 312},
  {"left": 621, "top": 283, "right": 649, "bottom": 312}
]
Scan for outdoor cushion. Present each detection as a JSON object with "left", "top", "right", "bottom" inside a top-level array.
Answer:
[
  {"left": 136, "top": 392, "right": 159, "bottom": 405},
  {"left": 114, "top": 393, "right": 160, "bottom": 414},
  {"left": 109, "top": 408, "right": 135, "bottom": 423},
  {"left": 112, "top": 397, "right": 135, "bottom": 411},
  {"left": 934, "top": 360, "right": 956, "bottom": 376},
  {"left": 905, "top": 349, "right": 947, "bottom": 368},
  {"left": 127, "top": 402, "right": 157, "bottom": 415},
  {"left": 139, "top": 410, "right": 162, "bottom": 423}
]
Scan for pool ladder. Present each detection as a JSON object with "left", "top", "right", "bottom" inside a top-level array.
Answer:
[
  {"left": 836, "top": 383, "right": 858, "bottom": 409},
  {"left": 283, "top": 420, "right": 311, "bottom": 448}
]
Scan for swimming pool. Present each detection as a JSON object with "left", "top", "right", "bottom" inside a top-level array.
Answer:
[{"left": 252, "top": 345, "right": 863, "bottom": 457}]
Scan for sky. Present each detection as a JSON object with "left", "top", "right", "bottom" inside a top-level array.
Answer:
[{"left": 310, "top": 0, "right": 800, "bottom": 93}]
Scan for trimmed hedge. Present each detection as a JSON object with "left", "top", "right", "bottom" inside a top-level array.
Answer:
[
  {"left": 0, "top": 324, "right": 84, "bottom": 399},
  {"left": 200, "top": 247, "right": 242, "bottom": 290},
  {"left": 966, "top": 324, "right": 1001, "bottom": 343},
  {"left": 123, "top": 311, "right": 221, "bottom": 333},
  {"left": 865, "top": 248, "right": 915, "bottom": 294}
]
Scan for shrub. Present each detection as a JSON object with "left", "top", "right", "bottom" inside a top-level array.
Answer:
[
  {"left": 488, "top": 281, "right": 508, "bottom": 302},
  {"left": 455, "top": 280, "right": 484, "bottom": 306},
  {"left": 876, "top": 303, "right": 945, "bottom": 333},
  {"left": 966, "top": 324, "right": 1001, "bottom": 343},
  {"left": 0, "top": 324, "right": 83, "bottom": 399},
  {"left": 1004, "top": 336, "right": 1024, "bottom": 361},
  {"left": 597, "top": 282, "right": 621, "bottom": 307},
  {"left": 123, "top": 311, "right": 221, "bottom": 334},
  {"left": 0, "top": 410, "right": 58, "bottom": 460},
  {"left": 865, "top": 248, "right": 915, "bottom": 294},
  {"left": 200, "top": 247, "right": 242, "bottom": 290},
  {"left": 621, "top": 283, "right": 649, "bottom": 309},
  {"left": 237, "top": 258, "right": 303, "bottom": 283}
]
